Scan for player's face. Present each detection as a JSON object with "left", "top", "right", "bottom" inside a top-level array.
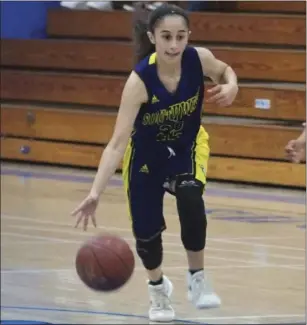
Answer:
[{"left": 150, "top": 15, "right": 189, "bottom": 63}]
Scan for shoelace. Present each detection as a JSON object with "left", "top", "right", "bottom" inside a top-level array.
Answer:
[
  {"left": 192, "top": 276, "right": 205, "bottom": 301},
  {"left": 150, "top": 286, "right": 171, "bottom": 309},
  {"left": 192, "top": 273, "right": 214, "bottom": 299}
]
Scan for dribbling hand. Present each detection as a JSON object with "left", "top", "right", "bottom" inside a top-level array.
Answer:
[
  {"left": 71, "top": 193, "right": 98, "bottom": 231},
  {"left": 206, "top": 84, "right": 238, "bottom": 107}
]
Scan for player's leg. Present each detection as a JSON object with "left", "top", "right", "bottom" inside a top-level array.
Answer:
[
  {"left": 122, "top": 141, "right": 175, "bottom": 322},
  {"left": 178, "top": 126, "right": 208, "bottom": 276},
  {"left": 168, "top": 126, "right": 221, "bottom": 308}
]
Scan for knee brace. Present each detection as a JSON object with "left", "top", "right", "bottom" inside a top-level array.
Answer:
[
  {"left": 136, "top": 234, "right": 163, "bottom": 270},
  {"left": 175, "top": 174, "right": 207, "bottom": 251}
]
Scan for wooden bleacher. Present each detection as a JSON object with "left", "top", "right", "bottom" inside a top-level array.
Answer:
[
  {"left": 46, "top": 10, "right": 305, "bottom": 46},
  {"left": 1, "top": 1, "right": 306, "bottom": 188},
  {"left": 1, "top": 70, "right": 305, "bottom": 121},
  {"left": 235, "top": 1, "right": 306, "bottom": 13},
  {"left": 2, "top": 40, "right": 306, "bottom": 82}
]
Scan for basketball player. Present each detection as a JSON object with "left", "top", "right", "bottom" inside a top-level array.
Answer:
[
  {"left": 285, "top": 123, "right": 306, "bottom": 163},
  {"left": 72, "top": 3, "right": 238, "bottom": 322}
]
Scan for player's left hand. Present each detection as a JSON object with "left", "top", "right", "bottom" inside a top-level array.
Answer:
[
  {"left": 285, "top": 139, "right": 305, "bottom": 163},
  {"left": 206, "top": 84, "right": 238, "bottom": 107}
]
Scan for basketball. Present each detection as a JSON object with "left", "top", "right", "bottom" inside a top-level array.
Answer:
[{"left": 75, "top": 234, "right": 135, "bottom": 292}]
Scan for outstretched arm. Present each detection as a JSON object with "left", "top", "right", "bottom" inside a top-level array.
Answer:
[
  {"left": 90, "top": 71, "right": 148, "bottom": 198},
  {"left": 72, "top": 71, "right": 147, "bottom": 230}
]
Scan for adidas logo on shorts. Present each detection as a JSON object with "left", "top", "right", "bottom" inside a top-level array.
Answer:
[{"left": 140, "top": 164, "right": 149, "bottom": 173}]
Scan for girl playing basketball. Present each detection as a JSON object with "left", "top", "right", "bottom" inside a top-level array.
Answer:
[{"left": 72, "top": 3, "right": 238, "bottom": 322}]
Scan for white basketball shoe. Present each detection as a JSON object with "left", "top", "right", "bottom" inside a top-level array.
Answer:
[
  {"left": 148, "top": 275, "right": 175, "bottom": 322},
  {"left": 187, "top": 270, "right": 221, "bottom": 309}
]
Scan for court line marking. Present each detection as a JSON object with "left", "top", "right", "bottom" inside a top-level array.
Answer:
[
  {"left": 0, "top": 231, "right": 264, "bottom": 266},
  {"left": 1, "top": 167, "right": 305, "bottom": 204},
  {"left": 1, "top": 261, "right": 305, "bottom": 275},
  {"left": 3, "top": 214, "right": 305, "bottom": 258},
  {"left": 210, "top": 238, "right": 306, "bottom": 252},
  {"left": 2, "top": 214, "right": 304, "bottom": 241},
  {"left": 4, "top": 222, "right": 306, "bottom": 262},
  {"left": 0, "top": 305, "right": 203, "bottom": 324},
  {"left": 2, "top": 231, "right": 304, "bottom": 271},
  {"left": 2, "top": 267, "right": 303, "bottom": 298},
  {"left": 2, "top": 267, "right": 304, "bottom": 300},
  {"left": 186, "top": 314, "right": 305, "bottom": 321},
  {"left": 207, "top": 200, "right": 306, "bottom": 216},
  {"left": 2, "top": 232, "right": 81, "bottom": 244},
  {"left": 2, "top": 237, "right": 304, "bottom": 261},
  {"left": 1, "top": 305, "right": 304, "bottom": 323},
  {"left": 3, "top": 214, "right": 305, "bottom": 261},
  {"left": 1, "top": 240, "right": 46, "bottom": 245}
]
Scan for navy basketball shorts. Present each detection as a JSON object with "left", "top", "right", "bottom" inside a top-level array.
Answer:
[{"left": 122, "top": 126, "right": 209, "bottom": 241}]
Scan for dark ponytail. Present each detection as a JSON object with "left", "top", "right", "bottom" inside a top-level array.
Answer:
[
  {"left": 132, "top": 2, "right": 155, "bottom": 64},
  {"left": 132, "top": 2, "right": 190, "bottom": 64}
]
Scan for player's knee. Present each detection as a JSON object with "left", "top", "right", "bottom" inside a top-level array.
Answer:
[
  {"left": 175, "top": 175, "right": 205, "bottom": 214},
  {"left": 136, "top": 234, "right": 163, "bottom": 270},
  {"left": 175, "top": 175, "right": 207, "bottom": 251}
]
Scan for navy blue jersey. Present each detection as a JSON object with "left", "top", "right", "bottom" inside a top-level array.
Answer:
[{"left": 132, "top": 46, "right": 204, "bottom": 152}]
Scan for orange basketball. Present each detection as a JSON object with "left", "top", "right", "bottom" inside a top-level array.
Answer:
[{"left": 75, "top": 234, "right": 135, "bottom": 292}]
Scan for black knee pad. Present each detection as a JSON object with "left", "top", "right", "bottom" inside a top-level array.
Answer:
[
  {"left": 136, "top": 234, "right": 163, "bottom": 270},
  {"left": 175, "top": 174, "right": 207, "bottom": 251}
]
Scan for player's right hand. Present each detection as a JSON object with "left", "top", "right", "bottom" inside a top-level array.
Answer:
[{"left": 71, "top": 193, "right": 98, "bottom": 231}]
